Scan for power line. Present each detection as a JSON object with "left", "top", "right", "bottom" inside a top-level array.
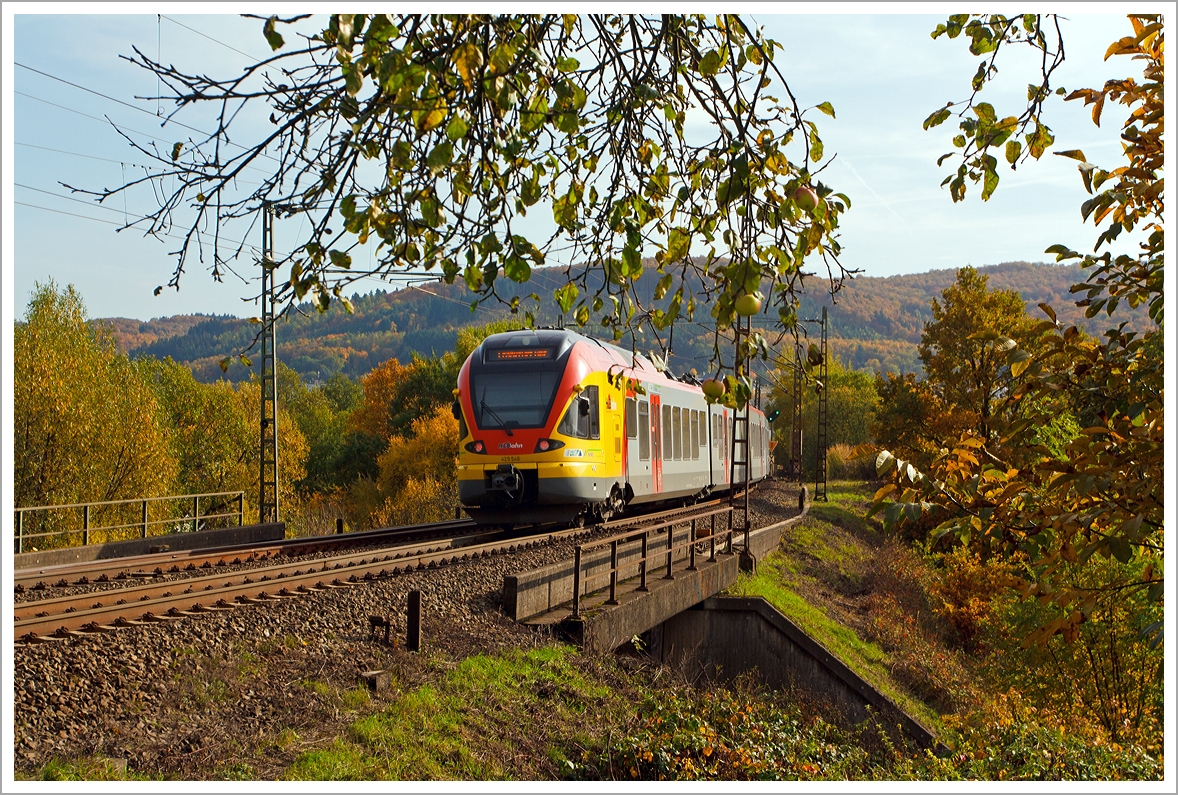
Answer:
[
  {"left": 16, "top": 200, "right": 138, "bottom": 229},
  {"left": 15, "top": 63, "right": 282, "bottom": 166},
  {"left": 17, "top": 140, "right": 168, "bottom": 170},
  {"left": 161, "top": 15, "right": 263, "bottom": 62},
  {"left": 15, "top": 141, "right": 266, "bottom": 187},
  {"left": 16, "top": 181, "right": 149, "bottom": 218}
]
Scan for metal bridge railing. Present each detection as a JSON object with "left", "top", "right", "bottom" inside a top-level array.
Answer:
[
  {"left": 570, "top": 505, "right": 737, "bottom": 618},
  {"left": 14, "top": 491, "right": 245, "bottom": 554}
]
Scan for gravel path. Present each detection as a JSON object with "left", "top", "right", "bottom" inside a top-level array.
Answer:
[{"left": 12, "top": 480, "right": 800, "bottom": 779}]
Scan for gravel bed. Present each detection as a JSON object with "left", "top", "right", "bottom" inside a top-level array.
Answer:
[{"left": 12, "top": 480, "right": 800, "bottom": 779}]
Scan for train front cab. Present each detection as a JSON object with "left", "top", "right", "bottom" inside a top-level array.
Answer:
[{"left": 455, "top": 330, "right": 627, "bottom": 524}]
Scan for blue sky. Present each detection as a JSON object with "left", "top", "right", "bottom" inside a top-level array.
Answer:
[{"left": 4, "top": 7, "right": 1157, "bottom": 322}]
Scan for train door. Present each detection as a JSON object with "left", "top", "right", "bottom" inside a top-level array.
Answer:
[
  {"left": 650, "top": 393, "right": 662, "bottom": 493},
  {"left": 722, "top": 409, "right": 730, "bottom": 484}
]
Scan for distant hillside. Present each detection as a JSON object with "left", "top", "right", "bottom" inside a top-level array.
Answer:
[
  {"left": 100, "top": 260, "right": 1150, "bottom": 383},
  {"left": 98, "top": 314, "right": 212, "bottom": 351}
]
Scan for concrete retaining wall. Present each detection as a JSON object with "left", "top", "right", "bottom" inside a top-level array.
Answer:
[
  {"left": 504, "top": 521, "right": 724, "bottom": 621},
  {"left": 504, "top": 500, "right": 809, "bottom": 623},
  {"left": 14, "top": 523, "right": 287, "bottom": 570},
  {"left": 570, "top": 553, "right": 742, "bottom": 652},
  {"left": 647, "top": 596, "right": 937, "bottom": 748},
  {"left": 501, "top": 501, "right": 805, "bottom": 626}
]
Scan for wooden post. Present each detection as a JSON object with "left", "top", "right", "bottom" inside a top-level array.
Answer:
[
  {"left": 193, "top": 495, "right": 200, "bottom": 533},
  {"left": 638, "top": 533, "right": 649, "bottom": 592},
  {"left": 17, "top": 510, "right": 23, "bottom": 554},
  {"left": 83, "top": 504, "right": 89, "bottom": 546},
  {"left": 406, "top": 590, "right": 422, "bottom": 652},
  {"left": 572, "top": 546, "right": 583, "bottom": 617},
  {"left": 336, "top": 517, "right": 344, "bottom": 534},
  {"left": 606, "top": 540, "right": 619, "bottom": 605},
  {"left": 664, "top": 526, "right": 675, "bottom": 580}
]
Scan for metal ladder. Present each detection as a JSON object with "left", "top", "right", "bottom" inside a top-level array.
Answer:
[
  {"left": 258, "top": 205, "right": 279, "bottom": 524},
  {"left": 730, "top": 315, "right": 751, "bottom": 542},
  {"left": 814, "top": 306, "right": 829, "bottom": 502}
]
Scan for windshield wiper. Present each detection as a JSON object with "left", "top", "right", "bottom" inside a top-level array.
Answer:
[{"left": 480, "top": 399, "right": 514, "bottom": 436}]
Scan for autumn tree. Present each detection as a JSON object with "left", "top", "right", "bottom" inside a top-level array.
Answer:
[
  {"left": 870, "top": 372, "right": 964, "bottom": 471},
  {"left": 96, "top": 13, "right": 856, "bottom": 396},
  {"left": 917, "top": 266, "right": 1033, "bottom": 441},
  {"left": 347, "top": 404, "right": 460, "bottom": 528},
  {"left": 766, "top": 353, "right": 878, "bottom": 479},
  {"left": 15, "top": 283, "right": 176, "bottom": 540},
  {"left": 138, "top": 357, "right": 253, "bottom": 500},
  {"left": 875, "top": 15, "right": 1164, "bottom": 655}
]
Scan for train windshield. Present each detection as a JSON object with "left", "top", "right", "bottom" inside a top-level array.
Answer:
[{"left": 471, "top": 369, "right": 564, "bottom": 430}]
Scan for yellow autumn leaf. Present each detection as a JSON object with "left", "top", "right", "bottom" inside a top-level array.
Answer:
[{"left": 452, "top": 42, "right": 482, "bottom": 91}]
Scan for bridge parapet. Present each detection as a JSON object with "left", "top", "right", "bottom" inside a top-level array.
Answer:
[{"left": 504, "top": 505, "right": 810, "bottom": 652}]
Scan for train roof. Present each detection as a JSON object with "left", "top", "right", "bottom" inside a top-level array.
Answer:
[{"left": 477, "top": 327, "right": 698, "bottom": 388}]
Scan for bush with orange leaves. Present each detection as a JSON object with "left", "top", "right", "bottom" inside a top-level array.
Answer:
[{"left": 350, "top": 404, "right": 460, "bottom": 529}]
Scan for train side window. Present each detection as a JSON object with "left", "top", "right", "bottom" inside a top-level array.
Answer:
[
  {"left": 557, "top": 386, "right": 599, "bottom": 439},
  {"left": 690, "top": 411, "right": 699, "bottom": 458},
  {"left": 662, "top": 404, "right": 673, "bottom": 458},
  {"left": 680, "top": 408, "right": 689, "bottom": 460},
  {"left": 638, "top": 400, "right": 650, "bottom": 460},
  {"left": 587, "top": 386, "right": 600, "bottom": 439},
  {"left": 672, "top": 406, "right": 681, "bottom": 460},
  {"left": 712, "top": 415, "right": 719, "bottom": 450},
  {"left": 625, "top": 397, "right": 637, "bottom": 440}
]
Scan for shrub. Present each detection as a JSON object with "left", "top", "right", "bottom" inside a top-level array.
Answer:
[{"left": 826, "top": 443, "right": 876, "bottom": 480}]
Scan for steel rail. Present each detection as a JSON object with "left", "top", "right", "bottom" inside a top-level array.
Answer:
[
  {"left": 13, "top": 495, "right": 751, "bottom": 645},
  {"left": 14, "top": 513, "right": 620, "bottom": 644},
  {"left": 14, "top": 518, "right": 477, "bottom": 592}
]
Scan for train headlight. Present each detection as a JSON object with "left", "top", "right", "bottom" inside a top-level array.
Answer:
[
  {"left": 534, "top": 438, "right": 565, "bottom": 453},
  {"left": 465, "top": 440, "right": 487, "bottom": 454}
]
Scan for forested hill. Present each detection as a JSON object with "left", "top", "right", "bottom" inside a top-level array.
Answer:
[{"left": 99, "top": 260, "right": 1148, "bottom": 383}]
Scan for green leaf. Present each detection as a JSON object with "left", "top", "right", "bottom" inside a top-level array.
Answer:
[
  {"left": 698, "top": 49, "right": 721, "bottom": 77},
  {"left": 654, "top": 273, "right": 673, "bottom": 301},
  {"left": 343, "top": 61, "right": 363, "bottom": 96},
  {"left": 426, "top": 141, "right": 453, "bottom": 171},
  {"left": 816, "top": 101, "right": 836, "bottom": 119},
  {"left": 553, "top": 283, "right": 578, "bottom": 313},
  {"left": 504, "top": 254, "right": 531, "bottom": 283},
  {"left": 923, "top": 107, "right": 952, "bottom": 130},
  {"left": 666, "top": 227, "right": 690, "bottom": 262},
  {"left": 808, "top": 127, "right": 824, "bottom": 162},
  {"left": 445, "top": 115, "right": 469, "bottom": 141},
  {"left": 1005, "top": 139, "right": 1022, "bottom": 165},
  {"left": 171, "top": 142, "right": 183, "bottom": 162},
  {"left": 1008, "top": 348, "right": 1032, "bottom": 377},
  {"left": 981, "top": 164, "right": 1000, "bottom": 201},
  {"left": 263, "top": 16, "right": 285, "bottom": 51}
]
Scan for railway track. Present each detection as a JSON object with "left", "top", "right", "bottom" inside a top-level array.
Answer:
[
  {"left": 14, "top": 518, "right": 480, "bottom": 595},
  {"left": 13, "top": 498, "right": 738, "bottom": 646}
]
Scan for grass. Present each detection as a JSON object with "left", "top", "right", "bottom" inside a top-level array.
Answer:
[
  {"left": 728, "top": 480, "right": 943, "bottom": 732},
  {"left": 18, "top": 756, "right": 155, "bottom": 781},
  {"left": 284, "top": 645, "right": 627, "bottom": 780}
]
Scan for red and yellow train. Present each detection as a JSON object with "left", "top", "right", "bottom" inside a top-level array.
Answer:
[{"left": 454, "top": 328, "right": 771, "bottom": 525}]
